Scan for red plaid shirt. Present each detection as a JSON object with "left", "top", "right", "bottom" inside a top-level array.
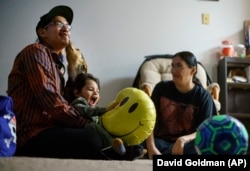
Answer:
[{"left": 7, "top": 43, "right": 91, "bottom": 148}]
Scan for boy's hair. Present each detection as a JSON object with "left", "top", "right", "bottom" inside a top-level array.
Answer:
[{"left": 73, "top": 73, "right": 100, "bottom": 91}]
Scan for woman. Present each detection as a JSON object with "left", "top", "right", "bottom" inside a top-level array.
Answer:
[{"left": 144, "top": 51, "right": 217, "bottom": 158}]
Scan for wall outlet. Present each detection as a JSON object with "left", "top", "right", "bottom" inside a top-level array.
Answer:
[{"left": 202, "top": 13, "right": 210, "bottom": 25}]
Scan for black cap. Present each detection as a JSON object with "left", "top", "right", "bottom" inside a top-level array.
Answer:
[{"left": 36, "top": 5, "right": 73, "bottom": 34}]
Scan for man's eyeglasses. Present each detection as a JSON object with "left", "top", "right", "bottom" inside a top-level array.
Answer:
[{"left": 44, "top": 21, "right": 72, "bottom": 31}]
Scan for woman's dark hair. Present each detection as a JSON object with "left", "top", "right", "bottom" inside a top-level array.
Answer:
[
  {"left": 172, "top": 51, "right": 201, "bottom": 85},
  {"left": 73, "top": 73, "right": 100, "bottom": 91}
]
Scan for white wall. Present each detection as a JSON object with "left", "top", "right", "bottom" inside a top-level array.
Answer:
[{"left": 1, "top": 0, "right": 250, "bottom": 106}]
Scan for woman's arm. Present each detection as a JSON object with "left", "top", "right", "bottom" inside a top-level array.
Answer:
[
  {"left": 172, "top": 132, "right": 197, "bottom": 155},
  {"left": 145, "top": 133, "right": 162, "bottom": 159}
]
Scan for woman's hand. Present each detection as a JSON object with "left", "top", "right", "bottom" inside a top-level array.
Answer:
[
  {"left": 147, "top": 145, "right": 162, "bottom": 159},
  {"left": 172, "top": 137, "right": 185, "bottom": 155},
  {"left": 172, "top": 132, "right": 197, "bottom": 155},
  {"left": 145, "top": 133, "right": 162, "bottom": 159}
]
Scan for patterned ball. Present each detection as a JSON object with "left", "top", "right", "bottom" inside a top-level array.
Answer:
[{"left": 195, "top": 115, "right": 249, "bottom": 155}]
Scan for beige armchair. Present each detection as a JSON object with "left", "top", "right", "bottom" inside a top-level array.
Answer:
[{"left": 132, "top": 55, "right": 221, "bottom": 113}]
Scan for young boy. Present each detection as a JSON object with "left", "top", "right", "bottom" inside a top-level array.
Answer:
[
  {"left": 70, "top": 73, "right": 111, "bottom": 123},
  {"left": 70, "top": 73, "right": 144, "bottom": 160}
]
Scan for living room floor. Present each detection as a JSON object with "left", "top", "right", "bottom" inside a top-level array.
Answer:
[{"left": 0, "top": 157, "right": 152, "bottom": 171}]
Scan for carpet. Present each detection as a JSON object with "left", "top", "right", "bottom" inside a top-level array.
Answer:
[{"left": 0, "top": 157, "right": 152, "bottom": 171}]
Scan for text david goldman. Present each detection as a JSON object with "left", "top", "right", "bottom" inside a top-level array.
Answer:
[{"left": 157, "top": 159, "right": 225, "bottom": 167}]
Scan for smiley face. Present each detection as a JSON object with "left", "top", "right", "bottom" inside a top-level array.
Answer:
[{"left": 99, "top": 87, "right": 156, "bottom": 146}]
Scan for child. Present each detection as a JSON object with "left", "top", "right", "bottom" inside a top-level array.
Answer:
[
  {"left": 70, "top": 73, "right": 109, "bottom": 123},
  {"left": 70, "top": 73, "right": 144, "bottom": 160}
]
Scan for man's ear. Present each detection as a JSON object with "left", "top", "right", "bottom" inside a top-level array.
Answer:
[{"left": 37, "top": 28, "right": 46, "bottom": 38}]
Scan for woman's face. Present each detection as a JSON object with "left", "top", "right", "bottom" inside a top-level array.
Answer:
[{"left": 171, "top": 56, "right": 195, "bottom": 86}]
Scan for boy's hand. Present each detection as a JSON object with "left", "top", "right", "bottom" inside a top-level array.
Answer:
[{"left": 105, "top": 101, "right": 119, "bottom": 112}]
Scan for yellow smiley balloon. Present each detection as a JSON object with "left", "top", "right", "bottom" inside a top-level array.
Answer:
[{"left": 99, "top": 87, "right": 156, "bottom": 146}]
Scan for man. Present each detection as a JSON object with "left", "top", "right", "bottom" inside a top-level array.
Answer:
[
  {"left": 7, "top": 5, "right": 107, "bottom": 159},
  {"left": 8, "top": 5, "right": 144, "bottom": 159}
]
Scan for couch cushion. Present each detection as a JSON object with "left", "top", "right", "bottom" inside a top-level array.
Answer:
[{"left": 139, "top": 58, "right": 208, "bottom": 91}]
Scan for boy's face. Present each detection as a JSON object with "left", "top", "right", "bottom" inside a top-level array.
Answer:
[{"left": 79, "top": 79, "right": 100, "bottom": 106}]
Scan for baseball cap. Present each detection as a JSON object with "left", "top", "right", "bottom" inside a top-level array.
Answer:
[{"left": 36, "top": 5, "right": 73, "bottom": 33}]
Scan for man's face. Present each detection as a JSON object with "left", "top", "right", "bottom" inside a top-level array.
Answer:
[{"left": 38, "top": 16, "right": 71, "bottom": 53}]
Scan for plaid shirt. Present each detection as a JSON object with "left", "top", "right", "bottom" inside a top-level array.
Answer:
[{"left": 7, "top": 42, "right": 91, "bottom": 148}]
